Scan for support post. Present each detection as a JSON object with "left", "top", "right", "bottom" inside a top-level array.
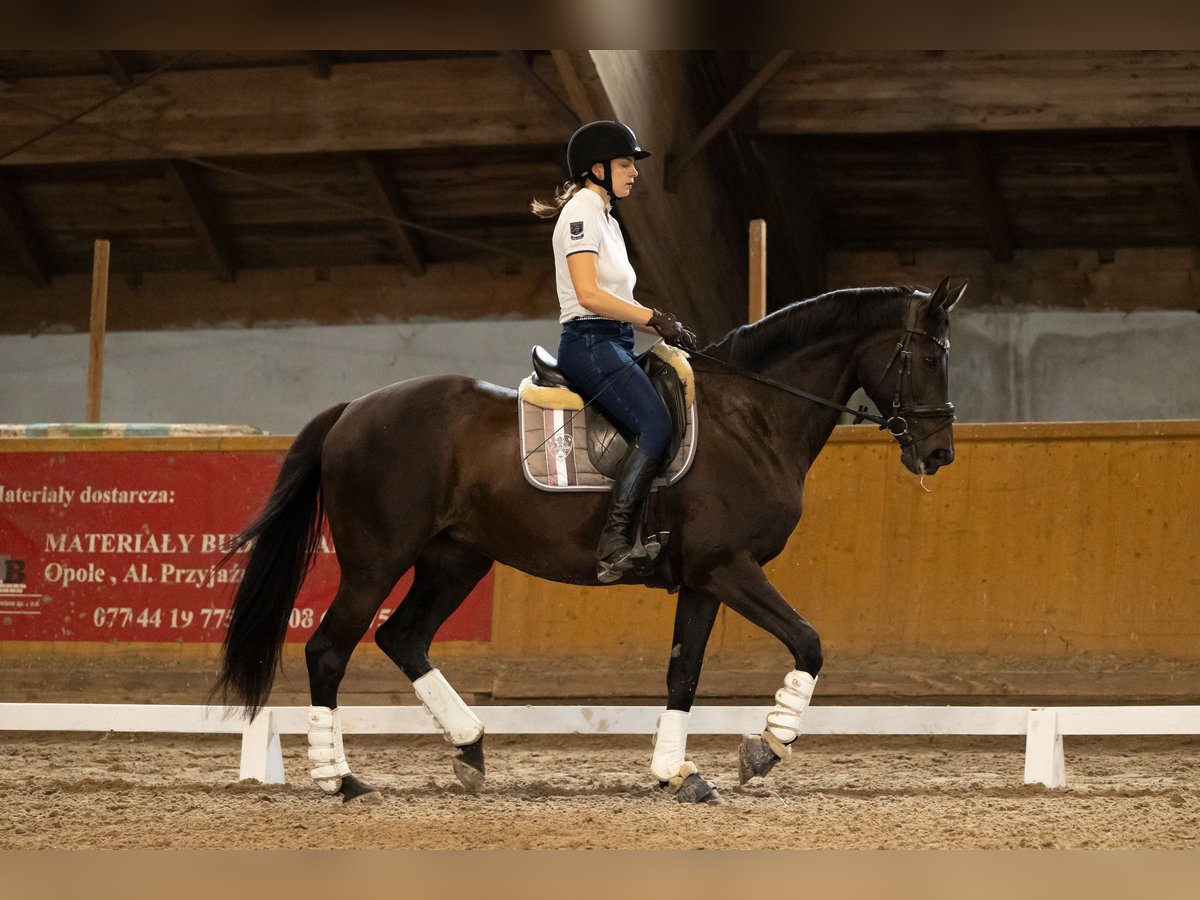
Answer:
[
  {"left": 239, "top": 710, "right": 285, "bottom": 784},
  {"left": 748, "top": 219, "right": 767, "bottom": 323},
  {"left": 1023, "top": 707, "right": 1066, "bottom": 788},
  {"left": 85, "top": 239, "right": 110, "bottom": 422}
]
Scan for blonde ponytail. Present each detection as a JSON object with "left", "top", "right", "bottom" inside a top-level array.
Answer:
[{"left": 530, "top": 180, "right": 582, "bottom": 218}]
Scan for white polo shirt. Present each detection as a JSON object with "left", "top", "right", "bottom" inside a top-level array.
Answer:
[{"left": 552, "top": 187, "right": 643, "bottom": 323}]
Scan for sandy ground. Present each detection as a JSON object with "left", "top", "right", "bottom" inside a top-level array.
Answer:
[{"left": 2, "top": 731, "right": 1198, "bottom": 850}]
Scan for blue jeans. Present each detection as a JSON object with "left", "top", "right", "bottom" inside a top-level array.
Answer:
[{"left": 557, "top": 318, "right": 671, "bottom": 461}]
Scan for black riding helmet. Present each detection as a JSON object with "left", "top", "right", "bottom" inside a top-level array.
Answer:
[{"left": 566, "top": 120, "right": 651, "bottom": 201}]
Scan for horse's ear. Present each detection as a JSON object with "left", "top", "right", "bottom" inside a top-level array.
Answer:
[
  {"left": 928, "top": 275, "right": 951, "bottom": 306},
  {"left": 942, "top": 279, "right": 968, "bottom": 312}
]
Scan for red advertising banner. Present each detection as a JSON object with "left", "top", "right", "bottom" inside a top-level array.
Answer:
[{"left": 0, "top": 450, "right": 493, "bottom": 643}]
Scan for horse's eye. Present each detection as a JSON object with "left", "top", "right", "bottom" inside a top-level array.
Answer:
[{"left": 922, "top": 355, "right": 938, "bottom": 371}]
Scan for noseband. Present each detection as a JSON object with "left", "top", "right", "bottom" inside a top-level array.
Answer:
[{"left": 858, "top": 294, "right": 955, "bottom": 450}]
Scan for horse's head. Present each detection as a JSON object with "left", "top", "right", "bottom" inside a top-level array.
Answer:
[{"left": 857, "top": 276, "right": 965, "bottom": 477}]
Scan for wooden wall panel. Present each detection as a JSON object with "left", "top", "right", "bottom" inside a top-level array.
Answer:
[
  {"left": 495, "top": 422, "right": 1200, "bottom": 664},
  {"left": 824, "top": 247, "right": 1200, "bottom": 311},
  {"left": 2, "top": 424, "right": 1197, "bottom": 701},
  {"left": 0, "top": 260, "right": 556, "bottom": 333}
]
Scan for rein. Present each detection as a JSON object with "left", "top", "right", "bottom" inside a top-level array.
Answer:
[
  {"left": 688, "top": 294, "right": 955, "bottom": 449},
  {"left": 687, "top": 347, "right": 894, "bottom": 429}
]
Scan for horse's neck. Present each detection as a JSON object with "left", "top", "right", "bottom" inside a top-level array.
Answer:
[{"left": 760, "top": 337, "right": 862, "bottom": 470}]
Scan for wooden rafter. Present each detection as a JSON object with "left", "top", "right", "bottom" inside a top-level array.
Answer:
[
  {"left": 666, "top": 50, "right": 794, "bottom": 192},
  {"left": 98, "top": 51, "right": 139, "bottom": 87},
  {"left": 549, "top": 51, "right": 601, "bottom": 123},
  {"left": 501, "top": 51, "right": 579, "bottom": 128},
  {"left": 1168, "top": 130, "right": 1200, "bottom": 243},
  {"left": 356, "top": 152, "right": 427, "bottom": 277},
  {"left": 0, "top": 171, "right": 51, "bottom": 286},
  {"left": 162, "top": 159, "right": 237, "bottom": 282},
  {"left": 305, "top": 52, "right": 334, "bottom": 80},
  {"left": 957, "top": 133, "right": 1014, "bottom": 263}
]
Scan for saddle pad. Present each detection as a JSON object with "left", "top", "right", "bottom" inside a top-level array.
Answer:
[{"left": 518, "top": 386, "right": 698, "bottom": 492}]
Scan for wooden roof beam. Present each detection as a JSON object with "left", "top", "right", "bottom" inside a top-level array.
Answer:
[
  {"left": 501, "top": 51, "right": 579, "bottom": 128},
  {"left": 356, "top": 152, "right": 427, "bottom": 277},
  {"left": 665, "top": 50, "right": 793, "bottom": 192},
  {"left": 98, "top": 51, "right": 139, "bottom": 88},
  {"left": 1168, "top": 130, "right": 1200, "bottom": 244},
  {"left": 305, "top": 52, "right": 334, "bottom": 80},
  {"left": 0, "top": 172, "right": 51, "bottom": 286},
  {"left": 758, "top": 51, "right": 1200, "bottom": 134},
  {"left": 956, "top": 133, "right": 1014, "bottom": 263},
  {"left": 162, "top": 159, "right": 237, "bottom": 282},
  {"left": 550, "top": 51, "right": 601, "bottom": 123},
  {"left": 0, "top": 58, "right": 567, "bottom": 165}
]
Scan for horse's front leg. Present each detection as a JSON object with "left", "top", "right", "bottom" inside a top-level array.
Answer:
[
  {"left": 697, "top": 555, "right": 823, "bottom": 786},
  {"left": 650, "top": 588, "right": 725, "bottom": 803}
]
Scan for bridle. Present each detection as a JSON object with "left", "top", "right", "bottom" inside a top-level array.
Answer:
[
  {"left": 857, "top": 293, "right": 956, "bottom": 449},
  {"left": 689, "top": 293, "right": 955, "bottom": 450}
]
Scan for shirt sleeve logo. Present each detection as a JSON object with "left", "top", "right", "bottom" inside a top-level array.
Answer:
[{"left": 569, "top": 221, "right": 584, "bottom": 240}]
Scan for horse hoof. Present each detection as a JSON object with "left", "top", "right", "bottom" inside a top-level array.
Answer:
[
  {"left": 673, "top": 772, "right": 725, "bottom": 805},
  {"left": 338, "top": 774, "right": 381, "bottom": 804},
  {"left": 452, "top": 757, "right": 485, "bottom": 794},
  {"left": 738, "top": 733, "right": 781, "bottom": 785},
  {"left": 452, "top": 737, "right": 486, "bottom": 794}
]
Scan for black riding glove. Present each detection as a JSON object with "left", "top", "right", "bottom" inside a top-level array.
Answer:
[{"left": 647, "top": 308, "right": 699, "bottom": 352}]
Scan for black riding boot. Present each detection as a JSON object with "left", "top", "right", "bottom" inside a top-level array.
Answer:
[{"left": 596, "top": 445, "right": 661, "bottom": 584}]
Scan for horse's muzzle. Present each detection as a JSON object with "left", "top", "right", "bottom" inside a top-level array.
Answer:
[{"left": 900, "top": 432, "right": 955, "bottom": 476}]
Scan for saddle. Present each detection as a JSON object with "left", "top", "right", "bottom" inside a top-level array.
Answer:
[
  {"left": 518, "top": 342, "right": 697, "bottom": 490},
  {"left": 518, "top": 343, "right": 697, "bottom": 592}
]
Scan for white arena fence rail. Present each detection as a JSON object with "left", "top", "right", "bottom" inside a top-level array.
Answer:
[{"left": 2, "top": 703, "right": 1199, "bottom": 789}]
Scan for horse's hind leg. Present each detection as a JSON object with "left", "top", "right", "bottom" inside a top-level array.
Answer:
[
  {"left": 651, "top": 588, "right": 724, "bottom": 803},
  {"left": 373, "top": 535, "right": 493, "bottom": 793},
  {"left": 306, "top": 570, "right": 401, "bottom": 804}
]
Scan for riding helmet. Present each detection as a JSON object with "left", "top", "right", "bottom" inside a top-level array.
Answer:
[{"left": 566, "top": 120, "right": 652, "bottom": 184}]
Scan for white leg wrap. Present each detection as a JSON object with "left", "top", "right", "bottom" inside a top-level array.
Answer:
[
  {"left": 764, "top": 670, "right": 817, "bottom": 750},
  {"left": 307, "top": 706, "right": 351, "bottom": 794},
  {"left": 650, "top": 709, "right": 690, "bottom": 781},
  {"left": 412, "top": 668, "right": 484, "bottom": 746}
]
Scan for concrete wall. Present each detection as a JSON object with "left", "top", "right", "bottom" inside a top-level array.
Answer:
[
  {"left": 0, "top": 319, "right": 566, "bottom": 434},
  {"left": 3, "top": 308, "right": 1199, "bottom": 432}
]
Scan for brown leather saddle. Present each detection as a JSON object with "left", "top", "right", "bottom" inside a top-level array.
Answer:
[{"left": 530, "top": 345, "right": 690, "bottom": 479}]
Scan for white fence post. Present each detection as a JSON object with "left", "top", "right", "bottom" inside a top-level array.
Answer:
[
  {"left": 238, "top": 710, "right": 285, "bottom": 784},
  {"left": 1023, "top": 707, "right": 1065, "bottom": 788}
]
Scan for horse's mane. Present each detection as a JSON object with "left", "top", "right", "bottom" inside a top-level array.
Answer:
[{"left": 708, "top": 286, "right": 915, "bottom": 370}]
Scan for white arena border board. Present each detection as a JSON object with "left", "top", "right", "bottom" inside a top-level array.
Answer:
[{"left": 2, "top": 703, "right": 1199, "bottom": 789}]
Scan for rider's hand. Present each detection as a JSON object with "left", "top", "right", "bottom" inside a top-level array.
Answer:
[{"left": 647, "top": 308, "right": 699, "bottom": 353}]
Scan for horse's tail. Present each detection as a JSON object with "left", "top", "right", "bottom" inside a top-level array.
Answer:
[{"left": 211, "top": 402, "right": 350, "bottom": 718}]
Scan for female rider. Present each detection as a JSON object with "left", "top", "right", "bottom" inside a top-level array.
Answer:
[{"left": 532, "top": 120, "right": 698, "bottom": 583}]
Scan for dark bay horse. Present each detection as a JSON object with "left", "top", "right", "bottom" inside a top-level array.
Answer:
[{"left": 214, "top": 277, "right": 965, "bottom": 803}]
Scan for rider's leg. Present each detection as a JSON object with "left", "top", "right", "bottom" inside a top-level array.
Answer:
[{"left": 557, "top": 322, "right": 672, "bottom": 582}]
